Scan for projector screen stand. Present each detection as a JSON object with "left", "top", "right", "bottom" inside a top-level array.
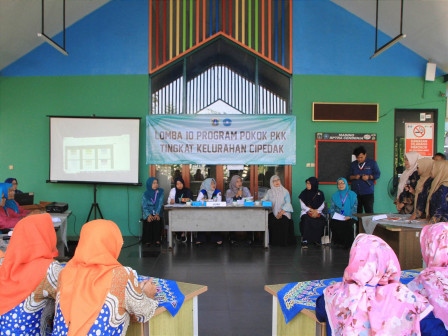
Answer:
[{"left": 86, "top": 184, "right": 104, "bottom": 222}]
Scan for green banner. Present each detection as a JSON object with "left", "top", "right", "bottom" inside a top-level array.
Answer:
[{"left": 146, "top": 114, "right": 296, "bottom": 165}]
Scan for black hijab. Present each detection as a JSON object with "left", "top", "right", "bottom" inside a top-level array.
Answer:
[
  {"left": 174, "top": 177, "right": 193, "bottom": 203},
  {"left": 298, "top": 177, "right": 325, "bottom": 209}
]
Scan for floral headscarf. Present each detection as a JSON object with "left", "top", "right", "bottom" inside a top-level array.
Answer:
[
  {"left": 408, "top": 222, "right": 448, "bottom": 328},
  {"left": 324, "top": 234, "right": 432, "bottom": 335}
]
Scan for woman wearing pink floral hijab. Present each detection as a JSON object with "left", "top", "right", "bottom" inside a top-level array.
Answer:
[
  {"left": 408, "top": 223, "right": 448, "bottom": 331},
  {"left": 316, "top": 234, "right": 446, "bottom": 336}
]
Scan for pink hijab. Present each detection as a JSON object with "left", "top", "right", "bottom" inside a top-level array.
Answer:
[
  {"left": 408, "top": 222, "right": 448, "bottom": 328},
  {"left": 324, "top": 234, "right": 432, "bottom": 336}
]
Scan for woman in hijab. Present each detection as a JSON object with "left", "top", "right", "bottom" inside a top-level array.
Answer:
[
  {"left": 316, "top": 234, "right": 445, "bottom": 336},
  {"left": 197, "top": 178, "right": 222, "bottom": 202},
  {"left": 298, "top": 177, "right": 326, "bottom": 248},
  {"left": 142, "top": 177, "right": 164, "bottom": 246},
  {"left": 225, "top": 175, "right": 251, "bottom": 205},
  {"left": 395, "top": 151, "right": 421, "bottom": 213},
  {"left": 167, "top": 177, "right": 193, "bottom": 242},
  {"left": 408, "top": 222, "right": 448, "bottom": 331},
  {"left": 329, "top": 178, "right": 358, "bottom": 248},
  {"left": 4, "top": 177, "right": 22, "bottom": 194},
  {"left": 410, "top": 158, "right": 434, "bottom": 220},
  {"left": 261, "top": 175, "right": 295, "bottom": 246},
  {"left": 0, "top": 183, "right": 29, "bottom": 231},
  {"left": 167, "top": 177, "right": 193, "bottom": 205},
  {"left": 426, "top": 160, "right": 448, "bottom": 223},
  {"left": 0, "top": 213, "right": 62, "bottom": 335},
  {"left": 51, "top": 219, "right": 158, "bottom": 335},
  {"left": 195, "top": 178, "right": 223, "bottom": 245}
]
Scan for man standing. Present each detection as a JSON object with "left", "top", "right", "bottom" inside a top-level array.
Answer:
[{"left": 348, "top": 146, "right": 381, "bottom": 213}]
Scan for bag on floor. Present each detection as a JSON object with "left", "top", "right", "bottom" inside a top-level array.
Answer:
[{"left": 321, "top": 225, "right": 330, "bottom": 245}]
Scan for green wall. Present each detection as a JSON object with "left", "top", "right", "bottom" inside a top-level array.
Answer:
[
  {"left": 0, "top": 74, "right": 446, "bottom": 237},
  {"left": 0, "top": 75, "right": 149, "bottom": 237},
  {"left": 290, "top": 75, "right": 446, "bottom": 233}
]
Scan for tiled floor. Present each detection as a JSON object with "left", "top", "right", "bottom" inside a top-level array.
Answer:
[{"left": 118, "top": 238, "right": 350, "bottom": 336}]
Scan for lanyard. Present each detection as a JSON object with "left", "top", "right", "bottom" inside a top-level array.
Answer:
[
  {"left": 358, "top": 162, "right": 366, "bottom": 170},
  {"left": 340, "top": 192, "right": 348, "bottom": 215},
  {"left": 151, "top": 190, "right": 158, "bottom": 204}
]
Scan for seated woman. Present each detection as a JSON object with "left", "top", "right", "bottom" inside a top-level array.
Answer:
[
  {"left": 316, "top": 234, "right": 445, "bottom": 336},
  {"left": 51, "top": 219, "right": 158, "bottom": 335},
  {"left": 395, "top": 151, "right": 421, "bottom": 214},
  {"left": 411, "top": 158, "right": 434, "bottom": 219},
  {"left": 4, "top": 177, "right": 22, "bottom": 194},
  {"left": 298, "top": 177, "right": 326, "bottom": 248},
  {"left": 197, "top": 178, "right": 222, "bottom": 202},
  {"left": 142, "top": 177, "right": 164, "bottom": 247},
  {"left": 329, "top": 178, "right": 357, "bottom": 248},
  {"left": 225, "top": 175, "right": 251, "bottom": 205},
  {"left": 262, "top": 175, "right": 295, "bottom": 246},
  {"left": 196, "top": 178, "right": 223, "bottom": 245},
  {"left": 167, "top": 177, "right": 193, "bottom": 242},
  {"left": 0, "top": 214, "right": 62, "bottom": 334},
  {"left": 426, "top": 161, "right": 448, "bottom": 223},
  {"left": 0, "top": 183, "right": 29, "bottom": 231},
  {"left": 408, "top": 223, "right": 448, "bottom": 331}
]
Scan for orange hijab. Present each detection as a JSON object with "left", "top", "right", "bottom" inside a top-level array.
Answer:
[
  {"left": 59, "top": 219, "right": 123, "bottom": 336},
  {"left": 0, "top": 213, "right": 58, "bottom": 315}
]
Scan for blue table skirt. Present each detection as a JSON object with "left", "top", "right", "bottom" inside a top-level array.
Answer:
[
  {"left": 277, "top": 270, "right": 420, "bottom": 324},
  {"left": 138, "top": 275, "right": 185, "bottom": 317}
]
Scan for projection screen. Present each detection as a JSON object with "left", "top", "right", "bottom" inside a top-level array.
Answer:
[{"left": 49, "top": 116, "right": 140, "bottom": 185}]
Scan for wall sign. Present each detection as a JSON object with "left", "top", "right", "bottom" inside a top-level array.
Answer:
[
  {"left": 146, "top": 115, "right": 296, "bottom": 165},
  {"left": 405, "top": 123, "right": 434, "bottom": 157}
]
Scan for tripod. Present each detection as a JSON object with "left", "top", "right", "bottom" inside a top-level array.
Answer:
[{"left": 86, "top": 184, "right": 104, "bottom": 222}]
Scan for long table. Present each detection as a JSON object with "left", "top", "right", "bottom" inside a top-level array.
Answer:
[
  {"left": 0, "top": 210, "right": 71, "bottom": 257},
  {"left": 164, "top": 205, "right": 271, "bottom": 248},
  {"left": 355, "top": 213, "right": 426, "bottom": 269},
  {"left": 126, "top": 282, "right": 207, "bottom": 336}
]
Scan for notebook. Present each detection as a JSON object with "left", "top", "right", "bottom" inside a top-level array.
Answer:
[{"left": 14, "top": 192, "right": 34, "bottom": 205}]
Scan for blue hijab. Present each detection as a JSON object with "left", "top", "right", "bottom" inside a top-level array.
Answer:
[
  {"left": 331, "top": 178, "right": 357, "bottom": 216},
  {"left": 144, "top": 177, "right": 162, "bottom": 204},
  {"left": 0, "top": 183, "right": 19, "bottom": 214},
  {"left": 4, "top": 178, "right": 22, "bottom": 194}
]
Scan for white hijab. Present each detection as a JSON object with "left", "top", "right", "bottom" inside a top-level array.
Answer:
[
  {"left": 266, "top": 175, "right": 291, "bottom": 219},
  {"left": 397, "top": 151, "right": 421, "bottom": 200}
]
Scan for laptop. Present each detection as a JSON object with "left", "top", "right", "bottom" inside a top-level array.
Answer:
[{"left": 14, "top": 192, "right": 34, "bottom": 206}]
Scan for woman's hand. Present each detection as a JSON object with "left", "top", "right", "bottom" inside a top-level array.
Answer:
[
  {"left": 140, "top": 279, "right": 157, "bottom": 299},
  {"left": 409, "top": 213, "right": 417, "bottom": 220},
  {"left": 170, "top": 199, "right": 175, "bottom": 204},
  {"left": 396, "top": 202, "right": 404, "bottom": 211},
  {"left": 236, "top": 189, "right": 243, "bottom": 197},
  {"left": 154, "top": 214, "right": 160, "bottom": 221},
  {"left": 276, "top": 210, "right": 285, "bottom": 219},
  {"left": 181, "top": 198, "right": 190, "bottom": 202},
  {"left": 146, "top": 215, "right": 154, "bottom": 222},
  {"left": 344, "top": 216, "right": 351, "bottom": 221}
]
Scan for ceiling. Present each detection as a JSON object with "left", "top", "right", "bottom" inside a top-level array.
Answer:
[
  {"left": 1, "top": 0, "right": 448, "bottom": 74},
  {"left": 331, "top": 0, "right": 448, "bottom": 74},
  {"left": 0, "top": 0, "right": 110, "bottom": 71}
]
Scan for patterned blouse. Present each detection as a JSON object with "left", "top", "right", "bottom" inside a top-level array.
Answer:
[
  {"left": 52, "top": 267, "right": 158, "bottom": 335},
  {"left": 415, "top": 177, "right": 433, "bottom": 219},
  {"left": 0, "top": 261, "right": 63, "bottom": 335},
  {"left": 398, "top": 171, "right": 419, "bottom": 215},
  {"left": 429, "top": 185, "right": 448, "bottom": 224}
]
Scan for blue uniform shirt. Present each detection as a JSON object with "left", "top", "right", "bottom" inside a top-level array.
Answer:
[{"left": 349, "top": 157, "right": 381, "bottom": 196}]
